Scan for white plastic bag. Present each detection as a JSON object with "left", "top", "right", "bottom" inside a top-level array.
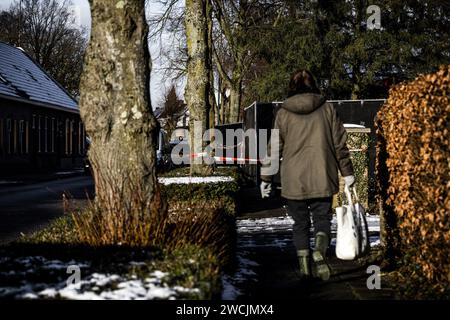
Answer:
[{"left": 335, "top": 185, "right": 370, "bottom": 260}]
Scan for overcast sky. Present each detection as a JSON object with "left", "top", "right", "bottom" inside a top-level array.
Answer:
[{"left": 0, "top": 0, "right": 181, "bottom": 110}]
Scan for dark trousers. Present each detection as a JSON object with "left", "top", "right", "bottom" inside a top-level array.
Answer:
[{"left": 287, "top": 197, "right": 332, "bottom": 251}]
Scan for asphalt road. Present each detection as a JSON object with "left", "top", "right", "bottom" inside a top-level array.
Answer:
[{"left": 0, "top": 176, "right": 94, "bottom": 244}]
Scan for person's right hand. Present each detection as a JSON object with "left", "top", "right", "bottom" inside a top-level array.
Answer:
[{"left": 260, "top": 181, "right": 272, "bottom": 198}]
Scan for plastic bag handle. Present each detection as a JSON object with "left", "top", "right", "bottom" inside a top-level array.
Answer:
[
  {"left": 344, "top": 185, "right": 353, "bottom": 207},
  {"left": 351, "top": 187, "right": 359, "bottom": 202},
  {"left": 344, "top": 185, "right": 360, "bottom": 207}
]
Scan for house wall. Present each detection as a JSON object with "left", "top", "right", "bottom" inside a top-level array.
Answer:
[{"left": 0, "top": 97, "right": 85, "bottom": 173}]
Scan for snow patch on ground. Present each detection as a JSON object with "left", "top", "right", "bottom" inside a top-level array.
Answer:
[
  {"left": 223, "top": 213, "right": 382, "bottom": 299},
  {"left": 237, "top": 216, "right": 294, "bottom": 234},
  {"left": 35, "top": 271, "right": 195, "bottom": 300},
  {"left": 0, "top": 257, "right": 199, "bottom": 300},
  {"left": 158, "top": 176, "right": 233, "bottom": 185},
  {"left": 238, "top": 213, "right": 381, "bottom": 235}
]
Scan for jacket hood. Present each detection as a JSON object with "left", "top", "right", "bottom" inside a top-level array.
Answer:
[{"left": 282, "top": 93, "right": 327, "bottom": 114}]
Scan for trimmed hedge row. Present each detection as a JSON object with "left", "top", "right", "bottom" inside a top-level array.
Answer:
[
  {"left": 335, "top": 129, "right": 370, "bottom": 208},
  {"left": 376, "top": 65, "right": 450, "bottom": 298},
  {"left": 159, "top": 171, "right": 241, "bottom": 268},
  {"left": 160, "top": 180, "right": 239, "bottom": 216}
]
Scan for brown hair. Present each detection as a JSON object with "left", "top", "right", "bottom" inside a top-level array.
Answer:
[{"left": 287, "top": 69, "right": 320, "bottom": 97}]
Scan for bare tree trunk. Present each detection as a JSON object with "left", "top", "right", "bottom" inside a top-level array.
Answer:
[
  {"left": 185, "top": 0, "right": 213, "bottom": 175},
  {"left": 224, "top": 93, "right": 231, "bottom": 123},
  {"left": 79, "top": 0, "right": 165, "bottom": 218},
  {"left": 228, "top": 81, "right": 242, "bottom": 123},
  {"left": 207, "top": 0, "right": 216, "bottom": 128},
  {"left": 221, "top": 89, "right": 227, "bottom": 124},
  {"left": 217, "top": 75, "right": 222, "bottom": 124}
]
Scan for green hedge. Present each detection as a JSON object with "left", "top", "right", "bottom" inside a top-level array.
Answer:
[
  {"left": 160, "top": 166, "right": 241, "bottom": 216},
  {"left": 160, "top": 180, "right": 239, "bottom": 216},
  {"left": 159, "top": 172, "right": 240, "bottom": 267},
  {"left": 335, "top": 129, "right": 370, "bottom": 208}
]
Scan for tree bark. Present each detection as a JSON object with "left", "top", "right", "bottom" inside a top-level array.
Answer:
[
  {"left": 228, "top": 80, "right": 242, "bottom": 123},
  {"left": 207, "top": 0, "right": 216, "bottom": 128},
  {"left": 79, "top": 0, "right": 165, "bottom": 218},
  {"left": 185, "top": 0, "right": 213, "bottom": 175}
]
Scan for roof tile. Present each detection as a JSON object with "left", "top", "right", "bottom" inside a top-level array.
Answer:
[{"left": 0, "top": 41, "right": 78, "bottom": 112}]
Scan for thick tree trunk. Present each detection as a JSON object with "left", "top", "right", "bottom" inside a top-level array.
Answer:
[
  {"left": 185, "top": 0, "right": 213, "bottom": 175},
  {"left": 228, "top": 81, "right": 242, "bottom": 123},
  {"left": 79, "top": 1, "right": 165, "bottom": 218}
]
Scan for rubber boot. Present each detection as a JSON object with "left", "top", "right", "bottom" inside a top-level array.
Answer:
[
  {"left": 296, "top": 249, "right": 311, "bottom": 280},
  {"left": 312, "top": 232, "right": 331, "bottom": 281}
]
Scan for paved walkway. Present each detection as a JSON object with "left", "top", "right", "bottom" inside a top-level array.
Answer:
[{"left": 224, "top": 187, "right": 398, "bottom": 300}]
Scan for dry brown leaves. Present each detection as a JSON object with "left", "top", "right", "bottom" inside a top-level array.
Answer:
[{"left": 376, "top": 64, "right": 450, "bottom": 293}]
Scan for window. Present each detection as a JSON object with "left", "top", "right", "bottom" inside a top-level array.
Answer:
[
  {"left": 38, "top": 116, "right": 41, "bottom": 153},
  {"left": 70, "top": 120, "right": 74, "bottom": 155},
  {"left": 51, "top": 118, "right": 55, "bottom": 153},
  {"left": 6, "top": 119, "right": 11, "bottom": 154},
  {"left": 78, "top": 122, "right": 85, "bottom": 155},
  {"left": 13, "top": 120, "right": 17, "bottom": 154},
  {"left": 32, "top": 115, "right": 36, "bottom": 129},
  {"left": 65, "top": 119, "right": 70, "bottom": 155},
  {"left": 25, "top": 121, "right": 29, "bottom": 154},
  {"left": 19, "top": 120, "right": 24, "bottom": 154},
  {"left": 44, "top": 117, "right": 48, "bottom": 153},
  {"left": 0, "top": 118, "right": 3, "bottom": 156}
]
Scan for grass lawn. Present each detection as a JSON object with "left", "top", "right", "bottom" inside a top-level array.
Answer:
[{"left": 0, "top": 167, "right": 241, "bottom": 300}]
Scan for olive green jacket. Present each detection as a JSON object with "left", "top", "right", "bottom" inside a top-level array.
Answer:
[{"left": 261, "top": 93, "right": 354, "bottom": 200}]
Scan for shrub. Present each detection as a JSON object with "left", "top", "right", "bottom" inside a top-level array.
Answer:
[
  {"left": 19, "top": 214, "right": 79, "bottom": 245},
  {"left": 151, "top": 245, "right": 222, "bottom": 299},
  {"left": 159, "top": 174, "right": 240, "bottom": 266},
  {"left": 375, "top": 65, "right": 450, "bottom": 298},
  {"left": 72, "top": 188, "right": 165, "bottom": 248},
  {"left": 162, "top": 199, "right": 236, "bottom": 266},
  {"left": 335, "top": 129, "right": 371, "bottom": 208},
  {"left": 160, "top": 180, "right": 239, "bottom": 216},
  {"left": 70, "top": 171, "right": 238, "bottom": 266}
]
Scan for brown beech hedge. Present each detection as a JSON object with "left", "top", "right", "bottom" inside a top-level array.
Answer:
[{"left": 376, "top": 65, "right": 450, "bottom": 297}]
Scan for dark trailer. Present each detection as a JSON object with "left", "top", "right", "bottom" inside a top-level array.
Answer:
[
  {"left": 241, "top": 99, "right": 386, "bottom": 184},
  {"left": 0, "top": 41, "right": 85, "bottom": 174}
]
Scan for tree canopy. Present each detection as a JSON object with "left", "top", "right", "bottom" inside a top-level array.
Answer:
[
  {"left": 0, "top": 0, "right": 88, "bottom": 97},
  {"left": 245, "top": 0, "right": 450, "bottom": 102}
]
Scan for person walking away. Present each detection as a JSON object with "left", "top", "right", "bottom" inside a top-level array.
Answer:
[{"left": 260, "top": 69, "right": 355, "bottom": 281}]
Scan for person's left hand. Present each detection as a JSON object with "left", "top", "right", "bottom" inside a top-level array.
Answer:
[
  {"left": 260, "top": 181, "right": 272, "bottom": 198},
  {"left": 344, "top": 175, "right": 355, "bottom": 188}
]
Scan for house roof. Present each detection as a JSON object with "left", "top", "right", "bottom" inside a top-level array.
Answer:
[{"left": 0, "top": 41, "right": 78, "bottom": 113}]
